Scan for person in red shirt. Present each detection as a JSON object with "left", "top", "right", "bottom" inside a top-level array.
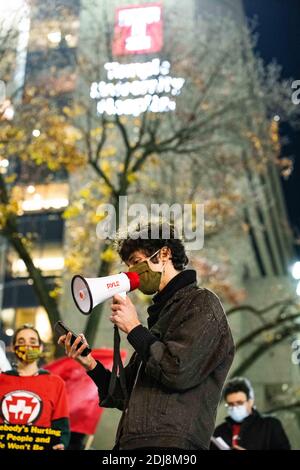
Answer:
[
  {"left": 211, "top": 377, "right": 290, "bottom": 450},
  {"left": 0, "top": 324, "right": 70, "bottom": 450}
]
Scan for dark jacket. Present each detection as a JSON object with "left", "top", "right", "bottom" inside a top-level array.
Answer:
[
  {"left": 212, "top": 409, "right": 291, "bottom": 450},
  {"left": 88, "top": 270, "right": 234, "bottom": 450}
]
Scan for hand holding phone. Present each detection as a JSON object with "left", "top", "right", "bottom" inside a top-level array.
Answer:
[{"left": 54, "top": 321, "right": 92, "bottom": 357}]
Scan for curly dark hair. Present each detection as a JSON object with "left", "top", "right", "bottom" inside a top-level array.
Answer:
[{"left": 116, "top": 221, "right": 189, "bottom": 271}]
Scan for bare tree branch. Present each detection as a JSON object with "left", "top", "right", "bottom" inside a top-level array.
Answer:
[
  {"left": 236, "top": 312, "right": 300, "bottom": 350},
  {"left": 265, "top": 402, "right": 300, "bottom": 414},
  {"left": 230, "top": 323, "right": 300, "bottom": 377},
  {"left": 227, "top": 298, "right": 297, "bottom": 316}
]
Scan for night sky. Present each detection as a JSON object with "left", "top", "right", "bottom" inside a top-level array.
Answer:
[{"left": 243, "top": 0, "right": 300, "bottom": 255}]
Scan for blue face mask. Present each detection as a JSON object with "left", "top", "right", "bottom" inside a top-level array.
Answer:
[{"left": 227, "top": 405, "right": 250, "bottom": 423}]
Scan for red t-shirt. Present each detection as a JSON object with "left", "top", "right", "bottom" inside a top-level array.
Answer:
[
  {"left": 0, "top": 371, "right": 69, "bottom": 427},
  {"left": 232, "top": 423, "right": 241, "bottom": 447}
]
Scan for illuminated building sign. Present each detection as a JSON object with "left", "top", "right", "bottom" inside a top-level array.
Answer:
[
  {"left": 113, "top": 3, "right": 163, "bottom": 56},
  {"left": 90, "top": 58, "right": 185, "bottom": 116}
]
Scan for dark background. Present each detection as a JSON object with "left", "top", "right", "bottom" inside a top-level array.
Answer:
[{"left": 243, "top": 0, "right": 300, "bottom": 256}]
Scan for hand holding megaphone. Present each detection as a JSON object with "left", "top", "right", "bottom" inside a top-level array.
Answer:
[{"left": 71, "top": 271, "right": 140, "bottom": 314}]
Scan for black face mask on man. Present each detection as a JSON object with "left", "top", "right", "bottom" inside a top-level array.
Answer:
[{"left": 128, "top": 249, "right": 165, "bottom": 295}]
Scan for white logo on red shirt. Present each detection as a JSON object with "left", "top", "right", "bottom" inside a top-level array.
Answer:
[{"left": 1, "top": 390, "right": 42, "bottom": 424}]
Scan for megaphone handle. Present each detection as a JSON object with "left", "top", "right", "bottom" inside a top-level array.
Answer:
[{"left": 119, "top": 291, "right": 126, "bottom": 299}]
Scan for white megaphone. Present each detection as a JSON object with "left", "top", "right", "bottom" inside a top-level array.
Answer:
[{"left": 71, "top": 271, "right": 140, "bottom": 315}]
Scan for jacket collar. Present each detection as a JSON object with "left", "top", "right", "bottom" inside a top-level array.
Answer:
[
  {"left": 4, "top": 368, "right": 49, "bottom": 376},
  {"left": 147, "top": 270, "right": 197, "bottom": 328},
  {"left": 226, "top": 409, "right": 261, "bottom": 427}
]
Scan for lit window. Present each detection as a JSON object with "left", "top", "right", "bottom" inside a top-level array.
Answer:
[
  {"left": 12, "top": 257, "right": 64, "bottom": 276},
  {"left": 12, "top": 183, "right": 69, "bottom": 213}
]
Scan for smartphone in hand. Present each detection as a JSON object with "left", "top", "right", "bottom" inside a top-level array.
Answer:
[{"left": 54, "top": 321, "right": 92, "bottom": 357}]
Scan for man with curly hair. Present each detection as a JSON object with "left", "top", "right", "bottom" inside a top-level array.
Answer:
[{"left": 60, "top": 222, "right": 234, "bottom": 451}]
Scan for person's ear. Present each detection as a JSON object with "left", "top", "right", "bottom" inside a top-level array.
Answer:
[{"left": 247, "top": 399, "right": 254, "bottom": 411}]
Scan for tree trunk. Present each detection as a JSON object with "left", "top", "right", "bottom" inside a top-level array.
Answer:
[
  {"left": 83, "top": 258, "right": 111, "bottom": 346},
  {"left": 3, "top": 220, "right": 62, "bottom": 355}
]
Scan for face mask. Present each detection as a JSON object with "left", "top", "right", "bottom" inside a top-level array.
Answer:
[
  {"left": 14, "top": 345, "right": 42, "bottom": 364},
  {"left": 128, "top": 249, "right": 163, "bottom": 295},
  {"left": 227, "top": 405, "right": 250, "bottom": 423}
]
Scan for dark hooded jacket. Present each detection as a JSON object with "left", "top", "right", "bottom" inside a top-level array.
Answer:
[
  {"left": 88, "top": 270, "right": 234, "bottom": 450},
  {"left": 212, "top": 409, "right": 291, "bottom": 450}
]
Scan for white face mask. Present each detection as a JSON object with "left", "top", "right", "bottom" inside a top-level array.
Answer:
[{"left": 227, "top": 404, "right": 250, "bottom": 423}]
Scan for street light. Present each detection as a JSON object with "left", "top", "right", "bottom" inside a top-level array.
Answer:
[
  {"left": 291, "top": 262, "right": 300, "bottom": 280},
  {"left": 32, "top": 129, "right": 40, "bottom": 137}
]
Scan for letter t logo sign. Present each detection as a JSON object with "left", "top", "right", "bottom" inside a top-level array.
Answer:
[{"left": 113, "top": 3, "right": 163, "bottom": 56}]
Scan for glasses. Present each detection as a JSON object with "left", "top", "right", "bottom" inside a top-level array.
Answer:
[
  {"left": 148, "top": 249, "right": 161, "bottom": 261},
  {"left": 128, "top": 248, "right": 161, "bottom": 267},
  {"left": 225, "top": 400, "right": 248, "bottom": 408}
]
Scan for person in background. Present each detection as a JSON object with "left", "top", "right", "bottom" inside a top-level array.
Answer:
[
  {"left": 0, "top": 323, "right": 70, "bottom": 450},
  {"left": 0, "top": 320, "right": 13, "bottom": 366},
  {"left": 212, "top": 377, "right": 291, "bottom": 450},
  {"left": 0, "top": 320, "right": 11, "bottom": 348},
  {"left": 0, "top": 339, "right": 11, "bottom": 372}
]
